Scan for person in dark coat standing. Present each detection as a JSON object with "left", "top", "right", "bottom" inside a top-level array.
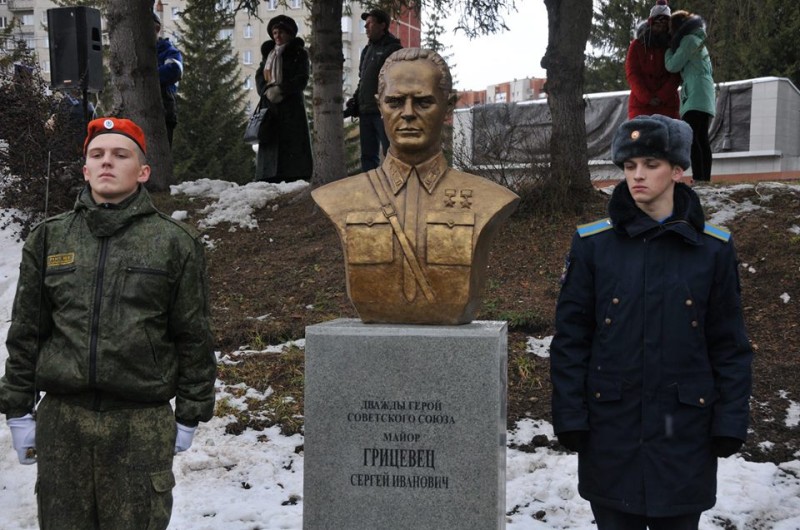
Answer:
[
  {"left": 625, "top": 0, "right": 681, "bottom": 119},
  {"left": 154, "top": 13, "right": 183, "bottom": 147},
  {"left": 346, "top": 8, "right": 402, "bottom": 172},
  {"left": 551, "top": 114, "right": 752, "bottom": 530},
  {"left": 255, "top": 15, "right": 313, "bottom": 183}
]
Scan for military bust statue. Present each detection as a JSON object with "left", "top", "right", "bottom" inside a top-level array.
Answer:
[{"left": 312, "top": 48, "right": 519, "bottom": 325}]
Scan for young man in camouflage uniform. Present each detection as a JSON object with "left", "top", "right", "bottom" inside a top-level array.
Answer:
[{"left": 0, "top": 117, "right": 216, "bottom": 529}]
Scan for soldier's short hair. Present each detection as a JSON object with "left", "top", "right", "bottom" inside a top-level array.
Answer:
[{"left": 377, "top": 48, "right": 453, "bottom": 99}]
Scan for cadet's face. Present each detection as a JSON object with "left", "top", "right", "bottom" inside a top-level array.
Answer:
[
  {"left": 83, "top": 134, "right": 150, "bottom": 204},
  {"left": 379, "top": 60, "right": 450, "bottom": 162},
  {"left": 623, "top": 156, "right": 682, "bottom": 213}
]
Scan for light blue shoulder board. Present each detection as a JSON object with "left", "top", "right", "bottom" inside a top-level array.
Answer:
[
  {"left": 577, "top": 218, "right": 613, "bottom": 238},
  {"left": 703, "top": 222, "right": 731, "bottom": 242}
]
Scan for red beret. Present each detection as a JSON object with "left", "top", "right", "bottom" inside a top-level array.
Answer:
[{"left": 84, "top": 117, "right": 147, "bottom": 155}]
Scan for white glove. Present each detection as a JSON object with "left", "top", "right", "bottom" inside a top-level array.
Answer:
[
  {"left": 174, "top": 422, "right": 197, "bottom": 454},
  {"left": 266, "top": 85, "right": 283, "bottom": 104},
  {"left": 7, "top": 413, "right": 37, "bottom": 465}
]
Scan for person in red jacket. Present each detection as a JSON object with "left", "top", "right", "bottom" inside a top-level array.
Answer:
[{"left": 625, "top": 0, "right": 681, "bottom": 119}]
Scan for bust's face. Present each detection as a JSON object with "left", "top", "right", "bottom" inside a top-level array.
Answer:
[{"left": 378, "top": 60, "right": 449, "bottom": 162}]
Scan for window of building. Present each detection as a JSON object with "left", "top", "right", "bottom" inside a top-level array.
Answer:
[
  {"left": 216, "top": 0, "right": 234, "bottom": 13},
  {"left": 289, "top": 0, "right": 301, "bottom": 8},
  {"left": 266, "top": 0, "right": 278, "bottom": 10},
  {"left": 359, "top": 20, "right": 366, "bottom": 33},
  {"left": 42, "top": 60, "right": 50, "bottom": 73},
  {"left": 244, "top": 23, "right": 253, "bottom": 39},
  {"left": 0, "top": 17, "right": 7, "bottom": 29},
  {"left": 243, "top": 50, "right": 252, "bottom": 65},
  {"left": 244, "top": 78, "right": 252, "bottom": 90},
  {"left": 219, "top": 28, "right": 233, "bottom": 40},
  {"left": 41, "top": 11, "right": 47, "bottom": 25},
  {"left": 341, "top": 16, "right": 351, "bottom": 33},
  {"left": 21, "top": 13, "right": 35, "bottom": 26},
  {"left": 171, "top": 7, "right": 180, "bottom": 20}
]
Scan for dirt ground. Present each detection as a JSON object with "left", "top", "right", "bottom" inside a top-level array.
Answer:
[{"left": 154, "top": 180, "right": 800, "bottom": 464}]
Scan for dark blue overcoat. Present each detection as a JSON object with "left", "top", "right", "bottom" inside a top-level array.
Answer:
[{"left": 550, "top": 182, "right": 752, "bottom": 517}]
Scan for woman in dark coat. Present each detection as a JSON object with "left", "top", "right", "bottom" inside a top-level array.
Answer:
[
  {"left": 551, "top": 115, "right": 752, "bottom": 529},
  {"left": 255, "top": 15, "right": 313, "bottom": 183}
]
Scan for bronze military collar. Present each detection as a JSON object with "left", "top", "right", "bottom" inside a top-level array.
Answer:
[{"left": 382, "top": 152, "right": 449, "bottom": 195}]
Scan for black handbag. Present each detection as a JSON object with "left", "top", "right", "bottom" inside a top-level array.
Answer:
[{"left": 243, "top": 100, "right": 271, "bottom": 145}]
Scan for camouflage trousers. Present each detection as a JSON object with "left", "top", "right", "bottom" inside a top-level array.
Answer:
[{"left": 35, "top": 396, "right": 177, "bottom": 530}]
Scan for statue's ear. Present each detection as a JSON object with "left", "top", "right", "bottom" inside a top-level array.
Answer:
[{"left": 447, "top": 91, "right": 457, "bottom": 111}]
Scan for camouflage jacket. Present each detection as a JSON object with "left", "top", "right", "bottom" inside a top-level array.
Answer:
[{"left": 0, "top": 186, "right": 216, "bottom": 424}]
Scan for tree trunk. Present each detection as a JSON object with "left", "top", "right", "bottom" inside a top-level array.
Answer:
[
  {"left": 106, "top": 0, "right": 173, "bottom": 190},
  {"left": 541, "top": 0, "right": 594, "bottom": 212},
  {"left": 309, "top": 0, "right": 346, "bottom": 186}
]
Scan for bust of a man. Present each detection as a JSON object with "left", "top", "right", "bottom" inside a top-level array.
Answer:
[{"left": 312, "top": 48, "right": 519, "bottom": 325}]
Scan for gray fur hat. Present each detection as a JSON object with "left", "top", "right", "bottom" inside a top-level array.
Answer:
[{"left": 611, "top": 114, "right": 693, "bottom": 169}]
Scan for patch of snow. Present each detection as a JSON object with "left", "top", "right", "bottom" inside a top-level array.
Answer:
[
  {"left": 526, "top": 336, "right": 552, "bottom": 358},
  {"left": 171, "top": 210, "right": 188, "bottom": 221}
]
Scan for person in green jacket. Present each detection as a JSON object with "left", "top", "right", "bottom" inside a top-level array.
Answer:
[
  {"left": 0, "top": 117, "right": 217, "bottom": 529},
  {"left": 665, "top": 10, "right": 716, "bottom": 182}
]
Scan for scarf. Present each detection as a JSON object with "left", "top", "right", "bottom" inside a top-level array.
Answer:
[{"left": 264, "top": 43, "right": 286, "bottom": 85}]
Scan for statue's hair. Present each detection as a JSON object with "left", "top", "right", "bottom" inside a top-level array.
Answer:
[{"left": 377, "top": 48, "right": 453, "bottom": 97}]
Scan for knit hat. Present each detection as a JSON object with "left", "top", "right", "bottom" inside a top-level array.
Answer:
[
  {"left": 649, "top": 0, "right": 670, "bottom": 19},
  {"left": 611, "top": 114, "right": 692, "bottom": 170},
  {"left": 267, "top": 15, "right": 298, "bottom": 38},
  {"left": 84, "top": 117, "right": 147, "bottom": 155}
]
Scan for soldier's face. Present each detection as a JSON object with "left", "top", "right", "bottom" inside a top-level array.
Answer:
[
  {"left": 623, "top": 156, "right": 682, "bottom": 212},
  {"left": 379, "top": 60, "right": 450, "bottom": 161},
  {"left": 83, "top": 134, "right": 150, "bottom": 204}
]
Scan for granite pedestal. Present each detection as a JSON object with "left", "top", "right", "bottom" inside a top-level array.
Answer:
[{"left": 303, "top": 318, "right": 507, "bottom": 530}]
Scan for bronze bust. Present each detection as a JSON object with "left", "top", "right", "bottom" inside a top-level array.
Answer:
[{"left": 313, "top": 48, "right": 519, "bottom": 325}]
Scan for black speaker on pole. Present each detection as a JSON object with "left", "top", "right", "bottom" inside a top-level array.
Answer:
[{"left": 47, "top": 7, "right": 103, "bottom": 93}]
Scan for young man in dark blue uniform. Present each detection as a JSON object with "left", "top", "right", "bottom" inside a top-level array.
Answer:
[{"left": 551, "top": 114, "right": 752, "bottom": 530}]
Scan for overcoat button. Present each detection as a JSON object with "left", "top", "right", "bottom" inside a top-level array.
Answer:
[
  {"left": 685, "top": 299, "right": 693, "bottom": 306},
  {"left": 595, "top": 392, "right": 601, "bottom": 399},
  {"left": 605, "top": 318, "right": 612, "bottom": 325},
  {"left": 691, "top": 320, "right": 698, "bottom": 328},
  {"left": 699, "top": 398, "right": 705, "bottom": 405},
  {"left": 612, "top": 298, "right": 620, "bottom": 305}
]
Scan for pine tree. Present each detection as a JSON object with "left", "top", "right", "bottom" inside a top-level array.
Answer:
[{"left": 172, "top": 0, "right": 254, "bottom": 184}]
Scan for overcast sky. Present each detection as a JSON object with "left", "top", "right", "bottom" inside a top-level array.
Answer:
[{"left": 438, "top": 1, "right": 549, "bottom": 90}]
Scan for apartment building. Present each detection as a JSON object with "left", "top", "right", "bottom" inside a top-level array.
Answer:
[{"left": 0, "top": 0, "right": 421, "bottom": 112}]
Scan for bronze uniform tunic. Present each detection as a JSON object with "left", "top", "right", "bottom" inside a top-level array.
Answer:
[{"left": 312, "top": 152, "right": 519, "bottom": 324}]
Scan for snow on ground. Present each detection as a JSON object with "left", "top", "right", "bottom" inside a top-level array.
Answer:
[{"left": 1, "top": 180, "right": 799, "bottom": 529}]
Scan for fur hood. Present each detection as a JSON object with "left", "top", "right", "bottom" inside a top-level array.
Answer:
[{"left": 670, "top": 15, "right": 706, "bottom": 52}]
